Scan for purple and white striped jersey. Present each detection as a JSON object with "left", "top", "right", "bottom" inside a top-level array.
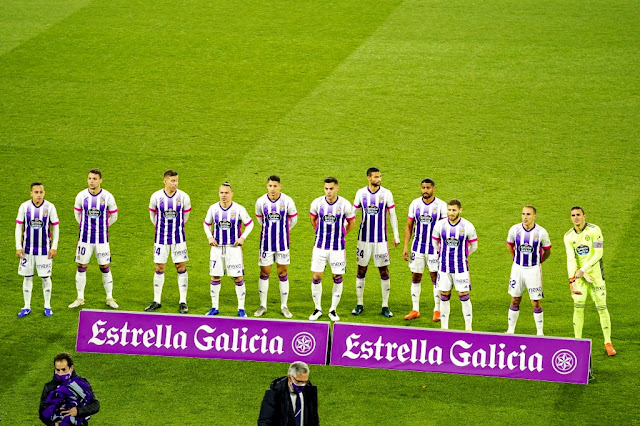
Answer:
[
  {"left": 310, "top": 196, "right": 355, "bottom": 250},
  {"left": 353, "top": 186, "right": 395, "bottom": 243},
  {"left": 506, "top": 224, "right": 551, "bottom": 267},
  {"left": 408, "top": 197, "right": 447, "bottom": 255},
  {"left": 204, "top": 202, "right": 252, "bottom": 245},
  {"left": 255, "top": 193, "right": 297, "bottom": 252},
  {"left": 432, "top": 218, "right": 478, "bottom": 274},
  {"left": 74, "top": 189, "right": 117, "bottom": 244},
  {"left": 149, "top": 189, "right": 191, "bottom": 245},
  {"left": 15, "top": 200, "right": 59, "bottom": 255}
]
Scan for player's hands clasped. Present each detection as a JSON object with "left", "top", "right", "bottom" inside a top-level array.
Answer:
[{"left": 208, "top": 237, "right": 218, "bottom": 247}]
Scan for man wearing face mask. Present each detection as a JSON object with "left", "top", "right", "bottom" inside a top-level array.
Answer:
[
  {"left": 258, "top": 361, "right": 319, "bottom": 426},
  {"left": 39, "top": 352, "right": 100, "bottom": 425}
]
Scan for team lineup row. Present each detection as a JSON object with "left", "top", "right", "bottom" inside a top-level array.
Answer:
[{"left": 14, "top": 168, "right": 615, "bottom": 355}]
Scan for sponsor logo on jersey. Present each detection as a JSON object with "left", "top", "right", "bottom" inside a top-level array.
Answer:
[
  {"left": 418, "top": 214, "right": 432, "bottom": 224},
  {"left": 366, "top": 205, "right": 380, "bottom": 215},
  {"left": 163, "top": 209, "right": 177, "bottom": 219},
  {"left": 87, "top": 208, "right": 101, "bottom": 218},
  {"left": 323, "top": 214, "right": 337, "bottom": 224},
  {"left": 445, "top": 237, "right": 459, "bottom": 247},
  {"left": 518, "top": 243, "right": 534, "bottom": 254},
  {"left": 576, "top": 245, "right": 590, "bottom": 256},
  {"left": 267, "top": 212, "right": 281, "bottom": 222},
  {"left": 30, "top": 219, "right": 44, "bottom": 229},
  {"left": 218, "top": 219, "right": 232, "bottom": 229}
]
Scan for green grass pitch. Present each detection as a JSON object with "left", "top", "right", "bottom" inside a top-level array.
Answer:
[{"left": 1, "top": 0, "right": 639, "bottom": 423}]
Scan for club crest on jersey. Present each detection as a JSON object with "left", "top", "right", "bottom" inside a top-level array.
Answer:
[
  {"left": 219, "top": 219, "right": 232, "bottom": 229},
  {"left": 366, "top": 205, "right": 380, "bottom": 215},
  {"left": 519, "top": 243, "right": 534, "bottom": 254},
  {"left": 163, "top": 209, "right": 178, "bottom": 219},
  {"left": 268, "top": 212, "right": 281, "bottom": 222},
  {"left": 279, "top": 202, "right": 285, "bottom": 210},
  {"left": 323, "top": 214, "right": 337, "bottom": 224},
  {"left": 177, "top": 199, "right": 182, "bottom": 206},
  {"left": 87, "top": 208, "right": 101, "bottom": 218},
  {"left": 30, "top": 218, "right": 44, "bottom": 229},
  {"left": 100, "top": 199, "right": 105, "bottom": 205},
  {"left": 533, "top": 235, "right": 539, "bottom": 241},
  {"left": 576, "top": 245, "right": 590, "bottom": 256},
  {"left": 418, "top": 214, "right": 432, "bottom": 224},
  {"left": 445, "top": 237, "right": 459, "bottom": 247}
]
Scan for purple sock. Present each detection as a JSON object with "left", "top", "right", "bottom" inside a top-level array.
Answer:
[
  {"left": 533, "top": 307, "right": 543, "bottom": 314},
  {"left": 77, "top": 266, "right": 88, "bottom": 273},
  {"left": 440, "top": 294, "right": 450, "bottom": 302},
  {"left": 312, "top": 279, "right": 321, "bottom": 285},
  {"left": 210, "top": 280, "right": 221, "bottom": 286},
  {"left": 381, "top": 273, "right": 390, "bottom": 280},
  {"left": 333, "top": 276, "right": 343, "bottom": 284},
  {"left": 260, "top": 274, "right": 269, "bottom": 280},
  {"left": 235, "top": 279, "right": 244, "bottom": 286},
  {"left": 510, "top": 305, "right": 520, "bottom": 311},
  {"left": 459, "top": 294, "right": 470, "bottom": 302},
  {"left": 100, "top": 266, "right": 110, "bottom": 274},
  {"left": 279, "top": 274, "right": 288, "bottom": 282}
]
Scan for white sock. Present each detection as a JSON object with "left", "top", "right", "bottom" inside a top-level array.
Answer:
[
  {"left": 279, "top": 278, "right": 289, "bottom": 308},
  {"left": 101, "top": 270, "right": 113, "bottom": 299},
  {"left": 381, "top": 278, "right": 390, "bottom": 307},
  {"left": 330, "top": 281, "right": 343, "bottom": 312},
  {"left": 461, "top": 299, "right": 473, "bottom": 330},
  {"left": 507, "top": 308, "right": 520, "bottom": 333},
  {"left": 42, "top": 277, "right": 52, "bottom": 309},
  {"left": 432, "top": 279, "right": 440, "bottom": 311},
  {"left": 258, "top": 277, "right": 269, "bottom": 307},
  {"left": 210, "top": 280, "right": 221, "bottom": 308},
  {"left": 235, "top": 280, "right": 246, "bottom": 310},
  {"left": 355, "top": 277, "right": 365, "bottom": 305},
  {"left": 23, "top": 276, "right": 33, "bottom": 309},
  {"left": 311, "top": 280, "right": 322, "bottom": 310},
  {"left": 411, "top": 282, "right": 421, "bottom": 312},
  {"left": 75, "top": 270, "right": 87, "bottom": 300},
  {"left": 178, "top": 271, "right": 188, "bottom": 304},
  {"left": 534, "top": 310, "right": 544, "bottom": 335},
  {"left": 153, "top": 272, "right": 165, "bottom": 304},
  {"left": 440, "top": 298, "right": 450, "bottom": 329}
]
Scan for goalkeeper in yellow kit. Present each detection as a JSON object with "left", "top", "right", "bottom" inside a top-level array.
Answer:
[{"left": 564, "top": 206, "right": 616, "bottom": 356}]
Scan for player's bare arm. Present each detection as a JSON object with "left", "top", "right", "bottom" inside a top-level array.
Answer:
[{"left": 402, "top": 217, "right": 414, "bottom": 261}]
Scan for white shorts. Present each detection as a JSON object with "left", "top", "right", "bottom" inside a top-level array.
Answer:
[
  {"left": 18, "top": 254, "right": 52, "bottom": 277},
  {"left": 75, "top": 242, "right": 111, "bottom": 265},
  {"left": 508, "top": 263, "right": 543, "bottom": 300},
  {"left": 210, "top": 245, "right": 244, "bottom": 277},
  {"left": 409, "top": 252, "right": 439, "bottom": 274},
  {"left": 355, "top": 241, "right": 390, "bottom": 267},
  {"left": 154, "top": 242, "right": 189, "bottom": 264},
  {"left": 258, "top": 250, "right": 290, "bottom": 267},
  {"left": 437, "top": 271, "right": 471, "bottom": 293},
  {"left": 311, "top": 247, "right": 346, "bottom": 275}
]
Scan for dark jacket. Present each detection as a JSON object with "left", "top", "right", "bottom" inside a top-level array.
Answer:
[
  {"left": 39, "top": 370, "right": 100, "bottom": 425},
  {"left": 258, "top": 376, "right": 319, "bottom": 426}
]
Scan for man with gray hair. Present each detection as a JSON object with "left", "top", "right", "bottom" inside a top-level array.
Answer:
[{"left": 258, "top": 361, "right": 319, "bottom": 425}]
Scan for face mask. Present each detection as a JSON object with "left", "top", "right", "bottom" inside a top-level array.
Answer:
[
  {"left": 291, "top": 382, "right": 306, "bottom": 394},
  {"left": 55, "top": 372, "right": 71, "bottom": 381}
]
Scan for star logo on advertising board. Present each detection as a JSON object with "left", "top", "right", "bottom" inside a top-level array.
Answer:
[
  {"left": 552, "top": 349, "right": 578, "bottom": 375},
  {"left": 292, "top": 332, "right": 316, "bottom": 357}
]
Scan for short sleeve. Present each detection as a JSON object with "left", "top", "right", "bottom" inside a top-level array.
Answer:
[
  {"left": 287, "top": 197, "right": 298, "bottom": 217},
  {"left": 183, "top": 193, "right": 192, "bottom": 212},
  {"left": 353, "top": 189, "right": 361, "bottom": 209},
  {"left": 345, "top": 200, "right": 356, "bottom": 220},
  {"left": 309, "top": 199, "right": 318, "bottom": 217},
  {"left": 467, "top": 222, "right": 478, "bottom": 242},
  {"left": 540, "top": 228, "right": 552, "bottom": 248},
  {"left": 506, "top": 225, "right": 516, "bottom": 244},
  {"left": 204, "top": 206, "right": 213, "bottom": 226},
  {"left": 74, "top": 192, "right": 83, "bottom": 211},
  {"left": 149, "top": 193, "right": 157, "bottom": 211},
  {"left": 439, "top": 202, "right": 448, "bottom": 219},
  {"left": 432, "top": 220, "right": 443, "bottom": 240},
  {"left": 240, "top": 206, "right": 252, "bottom": 225},
  {"left": 15, "top": 204, "right": 25, "bottom": 223},
  {"left": 108, "top": 193, "right": 118, "bottom": 213},
  {"left": 255, "top": 198, "right": 263, "bottom": 217},
  {"left": 386, "top": 190, "right": 395, "bottom": 209},
  {"left": 407, "top": 200, "right": 416, "bottom": 220},
  {"left": 49, "top": 204, "right": 60, "bottom": 225}
]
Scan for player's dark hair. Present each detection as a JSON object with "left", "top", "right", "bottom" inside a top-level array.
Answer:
[
  {"left": 30, "top": 182, "right": 43, "bottom": 189},
  {"left": 324, "top": 176, "right": 339, "bottom": 185},
  {"left": 571, "top": 206, "right": 585, "bottom": 214},
  {"left": 53, "top": 352, "right": 74, "bottom": 367},
  {"left": 88, "top": 168, "right": 102, "bottom": 178},
  {"left": 523, "top": 205, "right": 537, "bottom": 214},
  {"left": 221, "top": 181, "right": 232, "bottom": 189},
  {"left": 421, "top": 178, "right": 435, "bottom": 185},
  {"left": 267, "top": 175, "right": 281, "bottom": 183},
  {"left": 448, "top": 198, "right": 462, "bottom": 208},
  {"left": 366, "top": 167, "right": 380, "bottom": 176},
  {"left": 163, "top": 169, "right": 178, "bottom": 178}
]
